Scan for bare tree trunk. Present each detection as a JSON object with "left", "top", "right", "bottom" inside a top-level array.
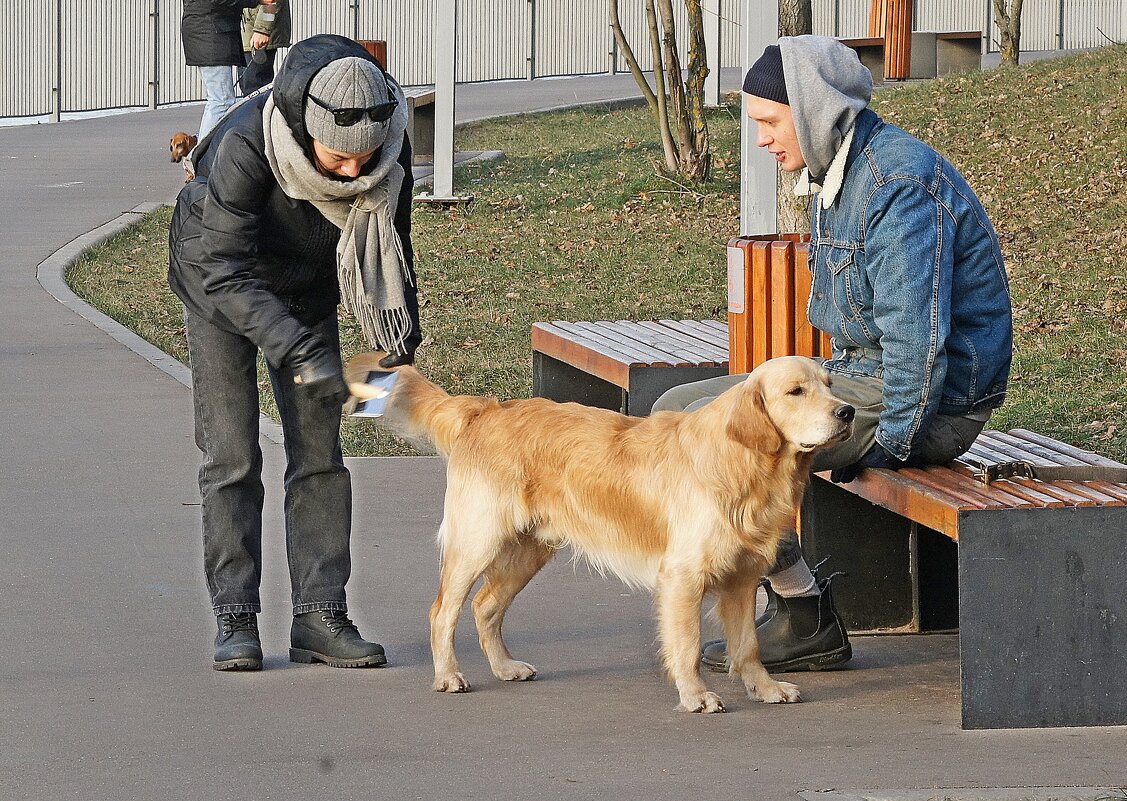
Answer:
[
  {"left": 776, "top": 0, "right": 813, "bottom": 235},
  {"left": 608, "top": 0, "right": 679, "bottom": 173},
  {"left": 992, "top": 0, "right": 1025, "bottom": 66},
  {"left": 607, "top": 0, "right": 711, "bottom": 181}
]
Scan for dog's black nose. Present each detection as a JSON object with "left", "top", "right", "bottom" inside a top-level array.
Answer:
[{"left": 834, "top": 404, "right": 855, "bottom": 422}]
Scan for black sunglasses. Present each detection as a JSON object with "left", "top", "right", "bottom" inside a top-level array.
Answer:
[{"left": 308, "top": 93, "right": 398, "bottom": 126}]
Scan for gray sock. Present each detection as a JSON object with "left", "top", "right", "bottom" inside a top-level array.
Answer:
[{"left": 767, "top": 559, "right": 818, "bottom": 598}]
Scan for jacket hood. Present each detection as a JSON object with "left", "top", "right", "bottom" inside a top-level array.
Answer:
[
  {"left": 778, "top": 35, "right": 872, "bottom": 182},
  {"left": 272, "top": 34, "right": 388, "bottom": 158}
]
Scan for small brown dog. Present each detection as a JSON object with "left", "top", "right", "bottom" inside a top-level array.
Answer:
[
  {"left": 347, "top": 353, "right": 855, "bottom": 713},
  {"left": 169, "top": 132, "right": 198, "bottom": 182}
]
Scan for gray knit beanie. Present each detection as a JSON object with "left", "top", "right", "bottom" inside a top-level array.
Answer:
[{"left": 304, "top": 56, "right": 391, "bottom": 154}]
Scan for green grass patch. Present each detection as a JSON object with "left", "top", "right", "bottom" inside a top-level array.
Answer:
[{"left": 67, "top": 45, "right": 1127, "bottom": 460}]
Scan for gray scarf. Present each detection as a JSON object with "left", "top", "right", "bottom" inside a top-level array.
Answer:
[{"left": 261, "top": 87, "right": 413, "bottom": 355}]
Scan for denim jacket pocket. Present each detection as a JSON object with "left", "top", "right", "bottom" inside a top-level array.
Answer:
[{"left": 824, "top": 245, "right": 868, "bottom": 330}]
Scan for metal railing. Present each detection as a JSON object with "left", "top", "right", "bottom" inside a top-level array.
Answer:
[{"left": 2, "top": 0, "right": 1120, "bottom": 121}]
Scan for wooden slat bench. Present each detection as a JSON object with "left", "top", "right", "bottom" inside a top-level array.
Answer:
[
  {"left": 531, "top": 319, "right": 730, "bottom": 415},
  {"left": 404, "top": 86, "right": 436, "bottom": 161},
  {"left": 801, "top": 429, "right": 1127, "bottom": 730},
  {"left": 839, "top": 36, "right": 887, "bottom": 84}
]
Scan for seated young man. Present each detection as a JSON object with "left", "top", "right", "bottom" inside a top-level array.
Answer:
[{"left": 654, "top": 36, "right": 1012, "bottom": 673}]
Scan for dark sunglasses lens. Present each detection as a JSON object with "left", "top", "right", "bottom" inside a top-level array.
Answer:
[
  {"left": 368, "top": 102, "right": 397, "bottom": 122},
  {"left": 331, "top": 109, "right": 366, "bottom": 126}
]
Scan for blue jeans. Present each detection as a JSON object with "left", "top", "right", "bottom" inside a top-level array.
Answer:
[
  {"left": 184, "top": 309, "right": 353, "bottom": 616},
  {"left": 198, "top": 65, "right": 237, "bottom": 139},
  {"left": 651, "top": 366, "right": 985, "bottom": 573}
]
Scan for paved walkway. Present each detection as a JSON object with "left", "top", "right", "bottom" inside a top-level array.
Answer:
[{"left": 1, "top": 66, "right": 1123, "bottom": 801}]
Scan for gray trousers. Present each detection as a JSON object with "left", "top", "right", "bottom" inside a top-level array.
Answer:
[{"left": 651, "top": 365, "right": 986, "bottom": 573}]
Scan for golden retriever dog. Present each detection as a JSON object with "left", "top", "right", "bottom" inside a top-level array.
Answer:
[
  {"left": 169, "top": 132, "right": 198, "bottom": 182},
  {"left": 347, "top": 354, "right": 854, "bottom": 712}
]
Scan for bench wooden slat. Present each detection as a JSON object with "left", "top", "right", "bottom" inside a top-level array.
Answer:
[
  {"left": 1006, "top": 428, "right": 1127, "bottom": 468},
  {"left": 630, "top": 321, "right": 728, "bottom": 363},
  {"left": 661, "top": 319, "right": 730, "bottom": 350},
  {"left": 979, "top": 430, "right": 1090, "bottom": 466},
  {"left": 898, "top": 467, "right": 1006, "bottom": 509},
  {"left": 1088, "top": 481, "right": 1127, "bottom": 502},
  {"left": 1017, "top": 481, "right": 1100, "bottom": 507},
  {"left": 563, "top": 322, "right": 685, "bottom": 367},
  {"left": 1054, "top": 481, "right": 1126, "bottom": 506},
  {"left": 531, "top": 322, "right": 638, "bottom": 388},
  {"left": 982, "top": 478, "right": 1068, "bottom": 507},
  {"left": 939, "top": 470, "right": 1038, "bottom": 508}
]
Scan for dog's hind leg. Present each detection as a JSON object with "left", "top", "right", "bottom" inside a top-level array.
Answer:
[
  {"left": 473, "top": 537, "right": 553, "bottom": 682},
  {"left": 718, "top": 571, "right": 800, "bottom": 704},
  {"left": 656, "top": 567, "right": 725, "bottom": 713}
]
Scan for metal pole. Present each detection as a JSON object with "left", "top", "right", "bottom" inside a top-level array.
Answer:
[
  {"left": 52, "top": 0, "right": 62, "bottom": 122},
  {"left": 703, "top": 0, "right": 721, "bottom": 108},
  {"left": 739, "top": 0, "right": 777, "bottom": 235},
  {"left": 527, "top": 0, "right": 536, "bottom": 81},
  {"left": 148, "top": 0, "right": 160, "bottom": 110},
  {"left": 416, "top": 0, "right": 470, "bottom": 203}
]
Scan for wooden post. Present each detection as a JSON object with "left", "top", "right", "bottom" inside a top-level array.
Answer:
[
  {"left": 870, "top": 0, "right": 912, "bottom": 81},
  {"left": 726, "top": 234, "right": 831, "bottom": 375}
]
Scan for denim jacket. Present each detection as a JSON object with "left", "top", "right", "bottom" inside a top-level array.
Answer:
[{"left": 806, "top": 109, "right": 1013, "bottom": 460}]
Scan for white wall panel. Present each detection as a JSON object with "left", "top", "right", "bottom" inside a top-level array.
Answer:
[{"left": 1, "top": 0, "right": 1116, "bottom": 120}]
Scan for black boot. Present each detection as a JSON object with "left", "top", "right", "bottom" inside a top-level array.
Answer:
[
  {"left": 214, "top": 612, "right": 263, "bottom": 671},
  {"left": 702, "top": 574, "right": 851, "bottom": 673},
  {"left": 289, "top": 610, "right": 387, "bottom": 668}
]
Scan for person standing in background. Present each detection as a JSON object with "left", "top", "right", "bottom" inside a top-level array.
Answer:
[
  {"left": 240, "top": 0, "right": 291, "bottom": 95},
  {"left": 182, "top": 0, "right": 263, "bottom": 139}
]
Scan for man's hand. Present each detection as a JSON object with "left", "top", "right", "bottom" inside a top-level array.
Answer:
[
  {"left": 250, "top": 32, "right": 270, "bottom": 50},
  {"left": 830, "top": 443, "right": 904, "bottom": 484},
  {"left": 290, "top": 341, "right": 350, "bottom": 407}
]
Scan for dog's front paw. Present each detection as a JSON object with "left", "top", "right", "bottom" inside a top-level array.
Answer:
[
  {"left": 679, "top": 690, "right": 726, "bottom": 713},
  {"left": 433, "top": 672, "right": 471, "bottom": 693},
  {"left": 750, "top": 678, "right": 801, "bottom": 704},
  {"left": 492, "top": 659, "right": 538, "bottom": 682}
]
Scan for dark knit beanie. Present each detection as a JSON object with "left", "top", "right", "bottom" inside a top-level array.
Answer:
[
  {"left": 304, "top": 56, "right": 391, "bottom": 154},
  {"left": 742, "top": 44, "right": 789, "bottom": 105}
]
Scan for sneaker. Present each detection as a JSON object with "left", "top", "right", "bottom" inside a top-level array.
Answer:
[
  {"left": 289, "top": 610, "right": 387, "bottom": 668},
  {"left": 214, "top": 612, "right": 263, "bottom": 671}
]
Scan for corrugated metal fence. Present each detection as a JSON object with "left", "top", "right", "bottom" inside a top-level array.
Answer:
[{"left": 2, "top": 0, "right": 1122, "bottom": 120}]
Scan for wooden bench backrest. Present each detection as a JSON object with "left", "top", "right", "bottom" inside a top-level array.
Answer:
[
  {"left": 869, "top": 0, "right": 912, "bottom": 80},
  {"left": 726, "top": 235, "right": 832, "bottom": 375}
]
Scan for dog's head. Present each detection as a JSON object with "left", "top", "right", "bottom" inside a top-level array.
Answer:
[
  {"left": 725, "top": 356, "right": 854, "bottom": 455},
  {"left": 169, "top": 132, "right": 198, "bottom": 163}
]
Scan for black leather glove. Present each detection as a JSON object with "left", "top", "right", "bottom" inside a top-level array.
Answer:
[
  {"left": 830, "top": 442, "right": 904, "bottom": 484},
  {"left": 289, "top": 339, "right": 350, "bottom": 407},
  {"left": 378, "top": 350, "right": 415, "bottom": 368}
]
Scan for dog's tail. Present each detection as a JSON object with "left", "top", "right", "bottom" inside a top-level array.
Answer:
[{"left": 345, "top": 352, "right": 493, "bottom": 456}]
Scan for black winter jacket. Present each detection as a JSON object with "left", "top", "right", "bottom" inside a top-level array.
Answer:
[
  {"left": 168, "top": 35, "right": 419, "bottom": 369},
  {"left": 182, "top": 0, "right": 260, "bottom": 67}
]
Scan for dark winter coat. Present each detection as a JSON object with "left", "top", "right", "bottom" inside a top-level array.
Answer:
[
  {"left": 167, "top": 35, "right": 419, "bottom": 369},
  {"left": 181, "top": 0, "right": 260, "bottom": 67}
]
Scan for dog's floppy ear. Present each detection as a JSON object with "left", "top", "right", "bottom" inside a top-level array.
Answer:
[{"left": 724, "top": 374, "right": 783, "bottom": 454}]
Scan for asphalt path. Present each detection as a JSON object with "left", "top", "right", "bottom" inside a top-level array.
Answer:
[{"left": 1, "top": 69, "right": 1123, "bottom": 801}]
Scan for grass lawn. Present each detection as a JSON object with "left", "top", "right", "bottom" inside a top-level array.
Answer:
[{"left": 67, "top": 44, "right": 1127, "bottom": 460}]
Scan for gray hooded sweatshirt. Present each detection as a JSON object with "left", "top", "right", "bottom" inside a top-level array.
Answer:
[{"left": 777, "top": 35, "right": 873, "bottom": 183}]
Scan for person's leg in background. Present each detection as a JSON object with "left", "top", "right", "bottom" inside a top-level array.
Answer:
[
  {"left": 197, "top": 65, "right": 237, "bottom": 139},
  {"left": 239, "top": 48, "right": 277, "bottom": 96}
]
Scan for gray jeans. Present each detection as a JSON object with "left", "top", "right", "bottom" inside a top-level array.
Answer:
[
  {"left": 651, "top": 365, "right": 985, "bottom": 573},
  {"left": 185, "top": 309, "right": 353, "bottom": 616}
]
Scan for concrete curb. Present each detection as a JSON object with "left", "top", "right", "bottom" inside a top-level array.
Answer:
[
  {"left": 34, "top": 203, "right": 286, "bottom": 446},
  {"left": 800, "top": 788, "right": 1126, "bottom": 801}
]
